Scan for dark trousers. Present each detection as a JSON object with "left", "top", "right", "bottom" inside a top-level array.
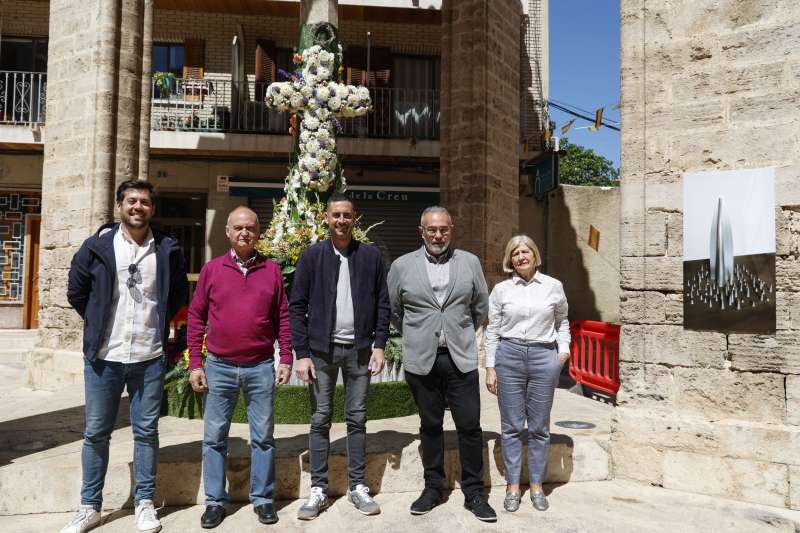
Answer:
[
  {"left": 405, "top": 350, "right": 484, "bottom": 499},
  {"left": 308, "top": 344, "right": 372, "bottom": 492}
]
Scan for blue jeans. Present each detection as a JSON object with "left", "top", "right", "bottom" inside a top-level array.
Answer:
[
  {"left": 202, "top": 354, "right": 276, "bottom": 507},
  {"left": 81, "top": 356, "right": 165, "bottom": 510}
]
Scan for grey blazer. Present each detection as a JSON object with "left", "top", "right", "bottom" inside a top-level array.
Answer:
[{"left": 387, "top": 247, "right": 489, "bottom": 375}]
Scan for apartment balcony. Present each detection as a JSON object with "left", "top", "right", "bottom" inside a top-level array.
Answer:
[
  {"left": 149, "top": 78, "right": 440, "bottom": 159},
  {"left": 0, "top": 71, "right": 46, "bottom": 147},
  {"left": 0, "top": 73, "right": 440, "bottom": 158}
]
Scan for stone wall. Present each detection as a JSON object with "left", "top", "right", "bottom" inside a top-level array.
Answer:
[
  {"left": 440, "top": 0, "right": 521, "bottom": 284},
  {"left": 614, "top": 0, "right": 800, "bottom": 509},
  {"left": 30, "top": 0, "right": 150, "bottom": 388},
  {"left": 520, "top": 184, "right": 620, "bottom": 323}
]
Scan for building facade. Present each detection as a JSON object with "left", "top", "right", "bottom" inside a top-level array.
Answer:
[
  {"left": 614, "top": 0, "right": 800, "bottom": 510},
  {"left": 1, "top": 0, "right": 549, "bottom": 388}
]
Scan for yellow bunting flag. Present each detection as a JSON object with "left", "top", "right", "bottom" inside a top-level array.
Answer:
[
  {"left": 561, "top": 119, "right": 576, "bottom": 135},
  {"left": 589, "top": 108, "right": 604, "bottom": 132},
  {"left": 588, "top": 225, "right": 600, "bottom": 251}
]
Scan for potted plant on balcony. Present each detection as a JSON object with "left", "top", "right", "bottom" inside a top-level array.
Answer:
[{"left": 153, "top": 71, "right": 176, "bottom": 100}]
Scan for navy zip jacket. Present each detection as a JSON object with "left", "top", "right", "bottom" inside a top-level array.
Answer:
[
  {"left": 289, "top": 239, "right": 390, "bottom": 358},
  {"left": 67, "top": 223, "right": 189, "bottom": 362}
]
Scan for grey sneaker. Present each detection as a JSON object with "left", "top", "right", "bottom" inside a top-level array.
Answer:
[
  {"left": 531, "top": 491, "right": 549, "bottom": 511},
  {"left": 503, "top": 492, "right": 521, "bottom": 512},
  {"left": 298, "top": 486, "right": 328, "bottom": 520},
  {"left": 60, "top": 505, "right": 101, "bottom": 533},
  {"left": 347, "top": 484, "right": 381, "bottom": 515}
]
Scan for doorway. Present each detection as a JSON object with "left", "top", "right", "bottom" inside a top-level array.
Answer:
[
  {"left": 151, "top": 192, "right": 207, "bottom": 275},
  {"left": 22, "top": 215, "right": 40, "bottom": 329}
]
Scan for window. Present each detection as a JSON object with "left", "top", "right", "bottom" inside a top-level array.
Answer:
[
  {"left": 152, "top": 43, "right": 184, "bottom": 77},
  {"left": 392, "top": 55, "right": 439, "bottom": 91},
  {"left": 392, "top": 55, "right": 440, "bottom": 139},
  {"left": 0, "top": 37, "right": 48, "bottom": 72}
]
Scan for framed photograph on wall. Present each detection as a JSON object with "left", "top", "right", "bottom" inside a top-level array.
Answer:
[{"left": 683, "top": 168, "right": 776, "bottom": 333}]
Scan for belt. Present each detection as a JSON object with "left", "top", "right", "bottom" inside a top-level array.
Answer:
[
  {"left": 333, "top": 341, "right": 356, "bottom": 348},
  {"left": 206, "top": 353, "right": 270, "bottom": 367},
  {"left": 502, "top": 339, "right": 557, "bottom": 349}
]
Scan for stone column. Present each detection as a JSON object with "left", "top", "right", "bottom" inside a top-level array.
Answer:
[
  {"left": 440, "top": 0, "right": 521, "bottom": 285},
  {"left": 138, "top": 0, "right": 154, "bottom": 181},
  {"left": 614, "top": 0, "right": 800, "bottom": 510},
  {"left": 30, "top": 0, "right": 151, "bottom": 389}
]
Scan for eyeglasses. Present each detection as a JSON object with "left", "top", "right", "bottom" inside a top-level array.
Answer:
[
  {"left": 127, "top": 263, "right": 141, "bottom": 289},
  {"left": 423, "top": 226, "right": 452, "bottom": 236}
]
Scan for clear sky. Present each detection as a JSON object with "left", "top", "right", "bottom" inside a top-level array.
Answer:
[{"left": 549, "top": 0, "right": 620, "bottom": 168}]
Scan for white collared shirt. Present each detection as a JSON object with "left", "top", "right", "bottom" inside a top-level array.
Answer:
[
  {"left": 484, "top": 270, "right": 570, "bottom": 368},
  {"left": 422, "top": 246, "right": 451, "bottom": 347},
  {"left": 96, "top": 227, "right": 162, "bottom": 363}
]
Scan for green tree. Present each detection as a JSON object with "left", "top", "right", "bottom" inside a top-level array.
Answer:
[{"left": 559, "top": 138, "right": 620, "bottom": 186}]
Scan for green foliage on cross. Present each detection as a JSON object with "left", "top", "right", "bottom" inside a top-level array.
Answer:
[{"left": 559, "top": 138, "right": 620, "bottom": 187}]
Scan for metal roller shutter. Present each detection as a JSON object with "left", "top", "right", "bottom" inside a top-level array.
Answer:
[{"left": 249, "top": 192, "right": 438, "bottom": 267}]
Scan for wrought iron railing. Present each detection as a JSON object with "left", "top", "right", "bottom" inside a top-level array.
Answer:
[
  {"left": 150, "top": 78, "right": 439, "bottom": 140},
  {"left": 0, "top": 73, "right": 439, "bottom": 141},
  {"left": 0, "top": 71, "right": 47, "bottom": 126}
]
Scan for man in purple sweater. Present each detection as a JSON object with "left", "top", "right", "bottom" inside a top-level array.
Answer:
[{"left": 187, "top": 206, "right": 292, "bottom": 528}]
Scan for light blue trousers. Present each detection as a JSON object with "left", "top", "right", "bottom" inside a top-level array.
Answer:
[
  {"left": 495, "top": 339, "right": 561, "bottom": 485},
  {"left": 202, "top": 354, "right": 276, "bottom": 507}
]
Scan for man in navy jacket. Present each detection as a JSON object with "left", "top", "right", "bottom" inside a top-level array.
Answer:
[
  {"left": 289, "top": 192, "right": 390, "bottom": 520},
  {"left": 62, "top": 179, "right": 187, "bottom": 533}
]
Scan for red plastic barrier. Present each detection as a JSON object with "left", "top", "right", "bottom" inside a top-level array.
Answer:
[
  {"left": 568, "top": 320, "right": 621, "bottom": 396},
  {"left": 170, "top": 306, "right": 189, "bottom": 340}
]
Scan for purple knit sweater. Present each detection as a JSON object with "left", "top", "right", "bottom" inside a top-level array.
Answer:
[{"left": 187, "top": 252, "right": 292, "bottom": 369}]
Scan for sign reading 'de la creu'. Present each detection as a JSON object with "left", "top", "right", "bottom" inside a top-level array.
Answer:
[
  {"left": 226, "top": 177, "right": 439, "bottom": 204},
  {"left": 347, "top": 190, "right": 409, "bottom": 202}
]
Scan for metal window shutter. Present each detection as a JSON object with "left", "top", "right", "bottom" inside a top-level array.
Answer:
[{"left": 249, "top": 196, "right": 434, "bottom": 266}]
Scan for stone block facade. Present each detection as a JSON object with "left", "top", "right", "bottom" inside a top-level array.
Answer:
[
  {"left": 32, "top": 0, "right": 150, "bottom": 384},
  {"left": 440, "top": 0, "right": 520, "bottom": 284},
  {"left": 614, "top": 0, "right": 800, "bottom": 509}
]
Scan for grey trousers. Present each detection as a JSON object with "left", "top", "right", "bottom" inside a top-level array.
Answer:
[
  {"left": 308, "top": 344, "right": 371, "bottom": 492},
  {"left": 495, "top": 339, "right": 561, "bottom": 485}
]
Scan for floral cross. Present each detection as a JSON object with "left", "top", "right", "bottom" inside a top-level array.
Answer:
[
  {"left": 260, "top": 44, "right": 371, "bottom": 249},
  {"left": 265, "top": 45, "right": 371, "bottom": 192}
]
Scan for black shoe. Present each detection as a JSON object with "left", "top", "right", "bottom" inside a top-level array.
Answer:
[
  {"left": 254, "top": 503, "right": 279, "bottom": 525},
  {"left": 201, "top": 505, "right": 226, "bottom": 529},
  {"left": 410, "top": 488, "right": 442, "bottom": 515},
  {"left": 464, "top": 494, "right": 497, "bottom": 522}
]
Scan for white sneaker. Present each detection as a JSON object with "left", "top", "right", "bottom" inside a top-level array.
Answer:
[
  {"left": 60, "top": 505, "right": 101, "bottom": 533},
  {"left": 135, "top": 499, "right": 162, "bottom": 533}
]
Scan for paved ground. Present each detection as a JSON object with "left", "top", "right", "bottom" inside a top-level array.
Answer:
[
  {"left": 0, "top": 359, "right": 798, "bottom": 531},
  {"left": 3, "top": 479, "right": 799, "bottom": 533}
]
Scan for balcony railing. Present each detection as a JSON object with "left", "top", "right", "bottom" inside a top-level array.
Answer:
[
  {"left": 151, "top": 78, "right": 439, "bottom": 140},
  {"left": 0, "top": 73, "right": 440, "bottom": 141},
  {"left": 0, "top": 71, "right": 47, "bottom": 126}
]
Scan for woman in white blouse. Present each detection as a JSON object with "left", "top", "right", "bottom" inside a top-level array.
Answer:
[{"left": 484, "top": 235, "right": 570, "bottom": 513}]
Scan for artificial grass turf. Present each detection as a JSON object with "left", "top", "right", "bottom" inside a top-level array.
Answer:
[{"left": 165, "top": 380, "right": 418, "bottom": 424}]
